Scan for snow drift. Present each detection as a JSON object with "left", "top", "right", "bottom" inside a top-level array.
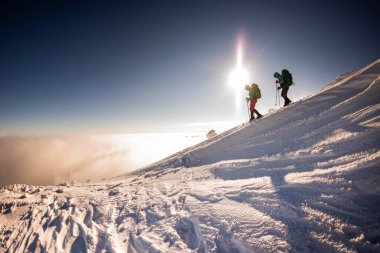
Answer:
[{"left": 1, "top": 60, "right": 380, "bottom": 253}]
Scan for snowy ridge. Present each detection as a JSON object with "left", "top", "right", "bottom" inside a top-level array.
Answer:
[
  {"left": 321, "top": 59, "right": 380, "bottom": 92},
  {"left": 1, "top": 60, "right": 380, "bottom": 253}
]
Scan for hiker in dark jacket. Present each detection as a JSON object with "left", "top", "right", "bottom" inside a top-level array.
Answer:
[
  {"left": 274, "top": 70, "right": 293, "bottom": 106},
  {"left": 245, "top": 83, "right": 263, "bottom": 121}
]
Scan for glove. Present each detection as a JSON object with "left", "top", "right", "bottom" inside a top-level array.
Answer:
[
  {"left": 277, "top": 87, "right": 282, "bottom": 90},
  {"left": 245, "top": 98, "right": 250, "bottom": 102}
]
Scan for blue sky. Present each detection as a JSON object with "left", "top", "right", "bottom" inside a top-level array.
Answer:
[{"left": 1, "top": 0, "right": 379, "bottom": 134}]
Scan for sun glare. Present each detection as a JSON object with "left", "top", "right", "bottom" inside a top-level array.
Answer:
[
  {"left": 228, "top": 67, "right": 249, "bottom": 90},
  {"left": 228, "top": 39, "right": 250, "bottom": 109}
]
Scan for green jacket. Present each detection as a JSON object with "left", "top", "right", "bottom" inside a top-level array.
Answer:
[{"left": 248, "top": 85, "right": 261, "bottom": 100}]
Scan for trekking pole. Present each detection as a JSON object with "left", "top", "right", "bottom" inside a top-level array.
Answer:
[
  {"left": 246, "top": 100, "right": 250, "bottom": 119},
  {"left": 275, "top": 83, "right": 278, "bottom": 106},
  {"left": 277, "top": 88, "right": 281, "bottom": 107}
]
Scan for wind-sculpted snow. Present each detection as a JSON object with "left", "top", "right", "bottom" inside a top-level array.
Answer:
[{"left": 1, "top": 60, "right": 380, "bottom": 252}]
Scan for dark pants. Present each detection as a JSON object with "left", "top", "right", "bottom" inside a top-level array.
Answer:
[
  {"left": 250, "top": 109, "right": 262, "bottom": 120},
  {"left": 281, "top": 85, "right": 291, "bottom": 106}
]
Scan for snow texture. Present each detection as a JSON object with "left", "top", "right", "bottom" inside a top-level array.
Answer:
[{"left": 1, "top": 59, "right": 380, "bottom": 253}]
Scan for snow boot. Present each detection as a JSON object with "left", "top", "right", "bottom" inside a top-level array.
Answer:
[
  {"left": 254, "top": 109, "right": 263, "bottom": 119},
  {"left": 250, "top": 111, "right": 255, "bottom": 121},
  {"left": 284, "top": 99, "right": 292, "bottom": 107}
]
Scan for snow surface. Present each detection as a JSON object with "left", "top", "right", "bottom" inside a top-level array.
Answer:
[{"left": 1, "top": 60, "right": 380, "bottom": 253}]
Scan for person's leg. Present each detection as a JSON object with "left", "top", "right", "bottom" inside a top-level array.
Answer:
[
  {"left": 250, "top": 100, "right": 257, "bottom": 120},
  {"left": 281, "top": 86, "right": 291, "bottom": 106},
  {"left": 252, "top": 98, "right": 262, "bottom": 118},
  {"left": 254, "top": 109, "right": 263, "bottom": 118}
]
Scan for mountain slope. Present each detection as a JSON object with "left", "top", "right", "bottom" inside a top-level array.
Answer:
[{"left": 1, "top": 60, "right": 380, "bottom": 253}]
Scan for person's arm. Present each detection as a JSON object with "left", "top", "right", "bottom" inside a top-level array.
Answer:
[
  {"left": 250, "top": 90, "right": 255, "bottom": 100},
  {"left": 275, "top": 78, "right": 282, "bottom": 89},
  {"left": 279, "top": 75, "right": 285, "bottom": 85}
]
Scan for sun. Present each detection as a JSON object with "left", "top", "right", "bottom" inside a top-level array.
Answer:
[
  {"left": 228, "top": 65, "right": 250, "bottom": 91},
  {"left": 228, "top": 40, "right": 250, "bottom": 109}
]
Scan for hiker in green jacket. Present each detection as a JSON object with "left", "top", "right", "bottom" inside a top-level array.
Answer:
[{"left": 245, "top": 83, "right": 263, "bottom": 121}]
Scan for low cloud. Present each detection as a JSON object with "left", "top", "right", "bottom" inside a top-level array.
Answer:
[
  {"left": 0, "top": 135, "right": 134, "bottom": 187},
  {"left": 0, "top": 133, "right": 205, "bottom": 188}
]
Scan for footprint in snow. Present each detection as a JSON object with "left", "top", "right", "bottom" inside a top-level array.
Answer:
[{"left": 109, "top": 190, "right": 119, "bottom": 196}]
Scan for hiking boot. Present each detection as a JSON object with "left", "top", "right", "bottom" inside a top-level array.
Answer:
[
  {"left": 250, "top": 111, "right": 255, "bottom": 121},
  {"left": 253, "top": 109, "right": 262, "bottom": 119},
  {"left": 284, "top": 101, "right": 292, "bottom": 107}
]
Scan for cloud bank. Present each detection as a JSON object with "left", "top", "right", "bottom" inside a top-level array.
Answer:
[
  {"left": 0, "top": 133, "right": 205, "bottom": 188},
  {"left": 0, "top": 135, "right": 131, "bottom": 187}
]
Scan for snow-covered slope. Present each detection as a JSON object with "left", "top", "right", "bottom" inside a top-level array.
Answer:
[{"left": 1, "top": 60, "right": 380, "bottom": 253}]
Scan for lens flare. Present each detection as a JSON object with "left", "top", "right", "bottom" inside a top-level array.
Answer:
[{"left": 228, "top": 38, "right": 250, "bottom": 110}]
